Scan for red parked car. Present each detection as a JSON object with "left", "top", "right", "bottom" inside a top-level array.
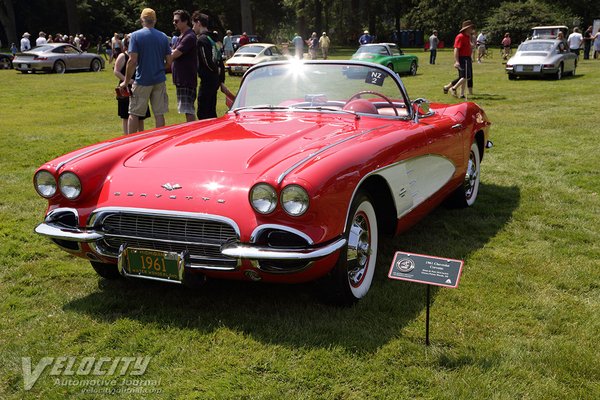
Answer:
[{"left": 33, "top": 60, "right": 492, "bottom": 305}]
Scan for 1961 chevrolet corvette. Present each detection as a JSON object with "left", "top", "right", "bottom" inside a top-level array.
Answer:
[{"left": 33, "top": 60, "right": 491, "bottom": 305}]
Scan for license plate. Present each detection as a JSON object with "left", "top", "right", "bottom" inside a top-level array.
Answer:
[
  {"left": 522, "top": 65, "right": 534, "bottom": 72},
  {"left": 233, "top": 66, "right": 243, "bottom": 71},
  {"left": 124, "top": 248, "right": 182, "bottom": 281}
]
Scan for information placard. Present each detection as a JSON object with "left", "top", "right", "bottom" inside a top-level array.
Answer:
[{"left": 388, "top": 252, "right": 463, "bottom": 288}]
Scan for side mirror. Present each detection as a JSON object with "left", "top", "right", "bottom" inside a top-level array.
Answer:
[{"left": 412, "top": 98, "right": 431, "bottom": 122}]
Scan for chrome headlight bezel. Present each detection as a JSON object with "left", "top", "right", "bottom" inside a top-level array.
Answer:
[
  {"left": 58, "top": 172, "right": 82, "bottom": 200},
  {"left": 280, "top": 184, "right": 309, "bottom": 216},
  {"left": 34, "top": 170, "right": 57, "bottom": 198},
  {"left": 250, "top": 183, "right": 278, "bottom": 214}
]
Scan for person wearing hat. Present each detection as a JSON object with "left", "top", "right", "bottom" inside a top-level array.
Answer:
[
  {"left": 223, "top": 30, "right": 234, "bottom": 59},
  {"left": 319, "top": 32, "right": 331, "bottom": 59},
  {"left": 36, "top": 31, "right": 47, "bottom": 46},
  {"left": 120, "top": 8, "right": 172, "bottom": 134},
  {"left": 359, "top": 30, "right": 372, "bottom": 45},
  {"left": 443, "top": 20, "right": 475, "bottom": 98},
  {"left": 20, "top": 32, "right": 31, "bottom": 52}
]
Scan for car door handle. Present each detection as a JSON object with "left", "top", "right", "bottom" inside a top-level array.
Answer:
[{"left": 452, "top": 124, "right": 463, "bottom": 129}]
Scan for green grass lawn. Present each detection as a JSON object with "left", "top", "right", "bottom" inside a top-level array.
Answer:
[{"left": 1, "top": 50, "right": 599, "bottom": 399}]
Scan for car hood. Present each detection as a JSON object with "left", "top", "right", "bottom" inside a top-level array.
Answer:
[{"left": 123, "top": 113, "right": 364, "bottom": 176}]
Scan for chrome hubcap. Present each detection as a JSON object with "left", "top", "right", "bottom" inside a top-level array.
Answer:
[
  {"left": 464, "top": 151, "right": 478, "bottom": 199},
  {"left": 347, "top": 212, "right": 371, "bottom": 287}
]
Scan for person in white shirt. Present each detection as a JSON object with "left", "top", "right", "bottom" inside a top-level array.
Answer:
[
  {"left": 35, "top": 31, "right": 47, "bottom": 46},
  {"left": 476, "top": 31, "right": 487, "bottom": 63},
  {"left": 20, "top": 32, "right": 31, "bottom": 52},
  {"left": 567, "top": 27, "right": 583, "bottom": 58}
]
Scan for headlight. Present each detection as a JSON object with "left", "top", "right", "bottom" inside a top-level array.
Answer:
[
  {"left": 58, "top": 172, "right": 82, "bottom": 200},
  {"left": 250, "top": 183, "right": 277, "bottom": 214},
  {"left": 34, "top": 170, "right": 57, "bottom": 198},
  {"left": 281, "top": 185, "right": 309, "bottom": 216}
]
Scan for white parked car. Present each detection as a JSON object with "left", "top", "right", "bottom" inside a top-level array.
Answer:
[{"left": 225, "top": 43, "right": 288, "bottom": 76}]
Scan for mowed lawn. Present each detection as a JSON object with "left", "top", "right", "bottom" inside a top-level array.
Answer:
[{"left": 0, "top": 49, "right": 599, "bottom": 399}]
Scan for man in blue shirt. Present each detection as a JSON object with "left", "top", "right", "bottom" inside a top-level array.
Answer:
[
  {"left": 120, "top": 8, "right": 172, "bottom": 134},
  {"left": 359, "top": 30, "right": 372, "bottom": 45}
]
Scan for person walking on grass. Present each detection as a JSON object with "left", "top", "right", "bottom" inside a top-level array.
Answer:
[
  {"left": 443, "top": 20, "right": 475, "bottom": 99},
  {"left": 119, "top": 8, "right": 172, "bottom": 134}
]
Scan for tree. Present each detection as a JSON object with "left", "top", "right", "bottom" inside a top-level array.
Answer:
[
  {"left": 0, "top": 0, "right": 17, "bottom": 46},
  {"left": 484, "top": 0, "right": 575, "bottom": 44}
]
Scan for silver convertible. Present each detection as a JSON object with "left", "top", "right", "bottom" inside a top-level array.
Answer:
[
  {"left": 13, "top": 43, "right": 105, "bottom": 74},
  {"left": 505, "top": 39, "right": 576, "bottom": 80}
]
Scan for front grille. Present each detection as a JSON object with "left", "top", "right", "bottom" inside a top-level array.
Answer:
[{"left": 94, "top": 211, "right": 239, "bottom": 268}]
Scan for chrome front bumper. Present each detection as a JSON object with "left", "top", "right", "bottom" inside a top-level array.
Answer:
[{"left": 35, "top": 221, "right": 345, "bottom": 263}]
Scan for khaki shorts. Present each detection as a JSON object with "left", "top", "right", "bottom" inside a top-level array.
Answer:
[{"left": 129, "top": 81, "right": 168, "bottom": 117}]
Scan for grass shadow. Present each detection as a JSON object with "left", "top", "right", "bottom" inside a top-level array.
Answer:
[
  {"left": 63, "top": 182, "right": 519, "bottom": 353},
  {"left": 468, "top": 93, "right": 507, "bottom": 101}
]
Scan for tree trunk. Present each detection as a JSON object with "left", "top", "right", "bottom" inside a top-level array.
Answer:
[
  {"left": 65, "top": 0, "right": 80, "bottom": 34},
  {"left": 0, "top": 0, "right": 17, "bottom": 46},
  {"left": 240, "top": 0, "right": 253, "bottom": 34},
  {"left": 314, "top": 1, "right": 322, "bottom": 36}
]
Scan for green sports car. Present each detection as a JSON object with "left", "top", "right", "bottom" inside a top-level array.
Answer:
[{"left": 351, "top": 43, "right": 418, "bottom": 76}]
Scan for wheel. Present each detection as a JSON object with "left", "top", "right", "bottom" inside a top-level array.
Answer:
[
  {"left": 409, "top": 61, "right": 417, "bottom": 76},
  {"left": 0, "top": 57, "right": 11, "bottom": 69},
  {"left": 346, "top": 90, "right": 399, "bottom": 116},
  {"left": 90, "top": 58, "right": 102, "bottom": 72},
  {"left": 53, "top": 60, "right": 66, "bottom": 74},
  {"left": 386, "top": 63, "right": 394, "bottom": 72},
  {"left": 508, "top": 74, "right": 516, "bottom": 80},
  {"left": 317, "top": 191, "right": 379, "bottom": 305},
  {"left": 555, "top": 63, "right": 563, "bottom": 80},
  {"left": 447, "top": 142, "right": 481, "bottom": 208},
  {"left": 90, "top": 261, "right": 121, "bottom": 279}
]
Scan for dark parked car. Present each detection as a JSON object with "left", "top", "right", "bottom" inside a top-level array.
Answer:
[{"left": 0, "top": 53, "right": 13, "bottom": 69}]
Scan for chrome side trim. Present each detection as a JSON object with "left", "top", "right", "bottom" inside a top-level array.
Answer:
[
  {"left": 249, "top": 224, "right": 314, "bottom": 244},
  {"left": 221, "top": 237, "right": 346, "bottom": 260},
  {"left": 276, "top": 125, "right": 392, "bottom": 184}
]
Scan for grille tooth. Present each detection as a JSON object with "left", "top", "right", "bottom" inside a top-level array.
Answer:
[{"left": 98, "top": 212, "right": 238, "bottom": 266}]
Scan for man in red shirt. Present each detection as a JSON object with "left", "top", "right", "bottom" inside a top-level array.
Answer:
[{"left": 443, "top": 20, "right": 475, "bottom": 98}]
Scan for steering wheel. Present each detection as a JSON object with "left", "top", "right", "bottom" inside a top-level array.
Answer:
[{"left": 346, "top": 90, "right": 399, "bottom": 116}]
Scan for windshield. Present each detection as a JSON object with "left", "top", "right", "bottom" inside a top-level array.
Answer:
[
  {"left": 519, "top": 41, "right": 554, "bottom": 52},
  {"left": 232, "top": 62, "right": 410, "bottom": 117},
  {"left": 354, "top": 45, "right": 388, "bottom": 56},
  {"left": 237, "top": 45, "right": 264, "bottom": 54}
]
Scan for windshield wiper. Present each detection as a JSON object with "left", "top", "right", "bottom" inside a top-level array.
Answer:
[
  {"left": 293, "top": 106, "right": 360, "bottom": 119},
  {"left": 232, "top": 105, "right": 291, "bottom": 114}
]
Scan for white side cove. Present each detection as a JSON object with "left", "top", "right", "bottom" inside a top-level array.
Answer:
[{"left": 375, "top": 155, "right": 456, "bottom": 218}]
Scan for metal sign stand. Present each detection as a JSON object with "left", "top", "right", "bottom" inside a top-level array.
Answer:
[
  {"left": 388, "top": 251, "right": 464, "bottom": 347},
  {"left": 425, "top": 285, "right": 431, "bottom": 346}
]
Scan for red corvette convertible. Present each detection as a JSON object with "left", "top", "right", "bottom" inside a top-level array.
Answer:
[{"left": 34, "top": 61, "right": 492, "bottom": 305}]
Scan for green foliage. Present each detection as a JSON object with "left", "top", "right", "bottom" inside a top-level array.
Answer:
[{"left": 484, "top": 0, "right": 576, "bottom": 44}]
